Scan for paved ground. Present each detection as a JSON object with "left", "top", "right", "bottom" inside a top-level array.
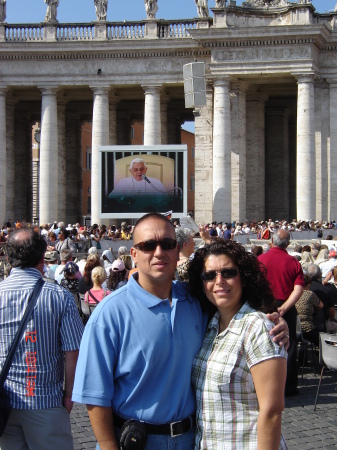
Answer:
[{"left": 71, "top": 359, "right": 337, "bottom": 450}]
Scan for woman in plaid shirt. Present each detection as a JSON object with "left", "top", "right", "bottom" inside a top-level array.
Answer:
[{"left": 188, "top": 241, "right": 287, "bottom": 450}]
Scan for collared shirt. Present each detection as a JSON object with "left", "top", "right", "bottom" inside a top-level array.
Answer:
[
  {"left": 73, "top": 274, "right": 208, "bottom": 424},
  {"left": 0, "top": 268, "right": 84, "bottom": 409},
  {"left": 192, "top": 303, "right": 287, "bottom": 450},
  {"left": 258, "top": 246, "right": 304, "bottom": 301}
]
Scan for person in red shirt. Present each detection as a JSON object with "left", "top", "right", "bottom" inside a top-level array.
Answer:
[
  {"left": 258, "top": 229, "right": 304, "bottom": 396},
  {"left": 257, "top": 221, "right": 271, "bottom": 240}
]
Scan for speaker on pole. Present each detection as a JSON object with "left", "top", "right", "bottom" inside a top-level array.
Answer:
[{"left": 183, "top": 62, "right": 206, "bottom": 109}]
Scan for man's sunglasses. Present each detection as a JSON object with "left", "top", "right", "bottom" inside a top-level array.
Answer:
[
  {"left": 133, "top": 238, "right": 177, "bottom": 252},
  {"left": 200, "top": 268, "right": 239, "bottom": 281}
]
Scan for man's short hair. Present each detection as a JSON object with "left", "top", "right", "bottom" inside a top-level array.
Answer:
[
  {"left": 60, "top": 249, "right": 73, "bottom": 263},
  {"left": 273, "top": 230, "right": 290, "bottom": 249},
  {"left": 134, "top": 213, "right": 174, "bottom": 239},
  {"left": 130, "top": 158, "right": 146, "bottom": 170},
  {"left": 307, "top": 264, "right": 322, "bottom": 281},
  {"left": 7, "top": 227, "right": 47, "bottom": 269}
]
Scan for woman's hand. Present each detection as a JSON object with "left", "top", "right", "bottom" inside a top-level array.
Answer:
[{"left": 266, "top": 312, "right": 290, "bottom": 350}]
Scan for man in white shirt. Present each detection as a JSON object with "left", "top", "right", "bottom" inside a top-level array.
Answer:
[{"left": 109, "top": 158, "right": 167, "bottom": 197}]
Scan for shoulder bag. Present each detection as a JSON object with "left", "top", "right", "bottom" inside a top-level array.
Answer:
[{"left": 0, "top": 278, "right": 45, "bottom": 437}]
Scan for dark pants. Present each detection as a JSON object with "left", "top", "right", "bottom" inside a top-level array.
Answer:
[{"left": 276, "top": 301, "right": 298, "bottom": 394}]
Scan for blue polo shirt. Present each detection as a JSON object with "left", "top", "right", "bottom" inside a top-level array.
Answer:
[{"left": 72, "top": 274, "right": 208, "bottom": 424}]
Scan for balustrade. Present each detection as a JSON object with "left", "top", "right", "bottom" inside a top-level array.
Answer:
[{"left": 3, "top": 19, "right": 201, "bottom": 42}]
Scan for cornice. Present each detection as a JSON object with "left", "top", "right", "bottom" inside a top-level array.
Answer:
[{"left": 0, "top": 48, "right": 211, "bottom": 61}]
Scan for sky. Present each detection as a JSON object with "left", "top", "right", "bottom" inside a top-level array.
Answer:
[{"left": 6, "top": 0, "right": 337, "bottom": 24}]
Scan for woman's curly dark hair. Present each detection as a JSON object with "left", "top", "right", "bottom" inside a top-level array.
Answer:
[
  {"left": 187, "top": 240, "right": 276, "bottom": 317},
  {"left": 106, "top": 270, "right": 127, "bottom": 290}
]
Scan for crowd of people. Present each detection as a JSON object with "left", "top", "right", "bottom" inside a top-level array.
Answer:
[{"left": 2, "top": 212, "right": 337, "bottom": 449}]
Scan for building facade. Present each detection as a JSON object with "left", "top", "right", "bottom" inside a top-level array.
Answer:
[{"left": 0, "top": 1, "right": 337, "bottom": 225}]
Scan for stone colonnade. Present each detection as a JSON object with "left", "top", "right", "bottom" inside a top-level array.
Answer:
[
  {"left": 194, "top": 74, "right": 337, "bottom": 224},
  {"left": 1, "top": 74, "right": 337, "bottom": 225}
]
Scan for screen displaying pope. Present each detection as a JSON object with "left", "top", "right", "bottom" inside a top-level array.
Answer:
[{"left": 109, "top": 158, "right": 168, "bottom": 196}]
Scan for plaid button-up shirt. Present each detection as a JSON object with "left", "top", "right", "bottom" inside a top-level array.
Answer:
[{"left": 192, "top": 302, "right": 287, "bottom": 450}]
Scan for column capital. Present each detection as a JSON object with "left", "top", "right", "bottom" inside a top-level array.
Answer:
[
  {"left": 292, "top": 73, "right": 316, "bottom": 84},
  {"left": 142, "top": 84, "right": 162, "bottom": 95},
  {"left": 326, "top": 78, "right": 337, "bottom": 88},
  {"left": 213, "top": 77, "right": 231, "bottom": 88},
  {"left": 246, "top": 92, "right": 269, "bottom": 103},
  {"left": 39, "top": 86, "right": 58, "bottom": 96},
  {"left": 90, "top": 86, "right": 110, "bottom": 96}
]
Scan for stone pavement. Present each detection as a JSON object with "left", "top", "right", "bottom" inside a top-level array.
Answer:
[{"left": 71, "top": 362, "right": 337, "bottom": 450}]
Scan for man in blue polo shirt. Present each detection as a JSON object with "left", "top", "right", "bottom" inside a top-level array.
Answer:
[{"left": 72, "top": 213, "right": 289, "bottom": 450}]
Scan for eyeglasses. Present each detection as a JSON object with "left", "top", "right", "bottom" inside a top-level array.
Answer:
[
  {"left": 201, "top": 268, "right": 239, "bottom": 281},
  {"left": 133, "top": 238, "right": 177, "bottom": 252}
]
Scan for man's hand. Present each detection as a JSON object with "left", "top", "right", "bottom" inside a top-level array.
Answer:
[{"left": 267, "top": 312, "right": 290, "bottom": 350}]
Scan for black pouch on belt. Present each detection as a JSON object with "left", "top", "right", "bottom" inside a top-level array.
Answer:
[{"left": 119, "top": 419, "right": 147, "bottom": 450}]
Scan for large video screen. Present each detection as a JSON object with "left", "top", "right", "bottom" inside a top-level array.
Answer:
[{"left": 99, "top": 145, "right": 188, "bottom": 219}]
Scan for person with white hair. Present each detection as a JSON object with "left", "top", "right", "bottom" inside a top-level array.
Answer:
[{"left": 109, "top": 158, "right": 168, "bottom": 196}]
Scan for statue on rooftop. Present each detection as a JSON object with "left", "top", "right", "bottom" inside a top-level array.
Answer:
[
  {"left": 0, "top": 0, "right": 6, "bottom": 23},
  {"left": 195, "top": 0, "right": 209, "bottom": 18},
  {"left": 44, "top": 0, "right": 59, "bottom": 23},
  {"left": 145, "top": 0, "right": 158, "bottom": 19},
  {"left": 215, "top": 0, "right": 225, "bottom": 7},
  {"left": 94, "top": 0, "right": 108, "bottom": 21},
  {"left": 242, "top": 0, "right": 289, "bottom": 7}
]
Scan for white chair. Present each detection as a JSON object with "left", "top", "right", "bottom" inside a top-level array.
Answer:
[{"left": 313, "top": 332, "right": 337, "bottom": 411}]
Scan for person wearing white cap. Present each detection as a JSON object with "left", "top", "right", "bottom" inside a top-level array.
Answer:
[{"left": 105, "top": 259, "right": 128, "bottom": 292}]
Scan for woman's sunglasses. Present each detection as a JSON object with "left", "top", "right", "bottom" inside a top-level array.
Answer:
[
  {"left": 133, "top": 238, "right": 177, "bottom": 252},
  {"left": 201, "top": 268, "right": 239, "bottom": 281}
]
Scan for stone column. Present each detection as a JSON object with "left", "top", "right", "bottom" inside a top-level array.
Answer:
[
  {"left": 194, "top": 83, "right": 213, "bottom": 224},
  {"left": 296, "top": 74, "right": 316, "bottom": 220},
  {"left": 246, "top": 93, "right": 268, "bottom": 220},
  {"left": 160, "top": 92, "right": 168, "bottom": 145},
  {"left": 14, "top": 111, "right": 29, "bottom": 221},
  {"left": 25, "top": 121, "right": 33, "bottom": 222},
  {"left": 39, "top": 87, "right": 59, "bottom": 224},
  {"left": 66, "top": 111, "right": 80, "bottom": 225},
  {"left": 265, "top": 108, "right": 290, "bottom": 220},
  {"left": 6, "top": 96, "right": 15, "bottom": 222},
  {"left": 91, "top": 87, "right": 110, "bottom": 225},
  {"left": 57, "top": 98, "right": 67, "bottom": 222},
  {"left": 231, "top": 83, "right": 247, "bottom": 222},
  {"left": 0, "top": 89, "right": 6, "bottom": 225},
  {"left": 213, "top": 78, "right": 231, "bottom": 222},
  {"left": 143, "top": 85, "right": 162, "bottom": 145},
  {"left": 167, "top": 110, "right": 181, "bottom": 145},
  {"left": 109, "top": 91, "right": 118, "bottom": 145},
  {"left": 315, "top": 81, "right": 329, "bottom": 221},
  {"left": 328, "top": 80, "right": 337, "bottom": 221},
  {"left": 76, "top": 121, "right": 83, "bottom": 224},
  {"left": 117, "top": 111, "right": 131, "bottom": 145}
]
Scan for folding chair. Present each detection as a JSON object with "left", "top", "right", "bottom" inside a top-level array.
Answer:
[
  {"left": 296, "top": 315, "right": 316, "bottom": 379},
  {"left": 313, "top": 332, "right": 337, "bottom": 411},
  {"left": 80, "top": 294, "right": 98, "bottom": 320}
]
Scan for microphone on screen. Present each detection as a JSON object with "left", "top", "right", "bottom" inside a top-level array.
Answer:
[{"left": 141, "top": 175, "right": 152, "bottom": 184}]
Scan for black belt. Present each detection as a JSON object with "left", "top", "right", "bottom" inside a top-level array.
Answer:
[{"left": 113, "top": 414, "right": 195, "bottom": 437}]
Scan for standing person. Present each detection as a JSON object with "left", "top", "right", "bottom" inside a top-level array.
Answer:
[
  {"left": 0, "top": 227, "right": 84, "bottom": 450},
  {"left": 188, "top": 241, "right": 287, "bottom": 449},
  {"left": 258, "top": 229, "right": 304, "bottom": 396},
  {"left": 85, "top": 266, "right": 111, "bottom": 304},
  {"left": 72, "top": 213, "right": 289, "bottom": 450},
  {"left": 54, "top": 249, "right": 73, "bottom": 284},
  {"left": 257, "top": 221, "right": 270, "bottom": 240}
]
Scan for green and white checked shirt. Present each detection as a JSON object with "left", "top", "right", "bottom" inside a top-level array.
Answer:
[{"left": 192, "top": 302, "right": 287, "bottom": 449}]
